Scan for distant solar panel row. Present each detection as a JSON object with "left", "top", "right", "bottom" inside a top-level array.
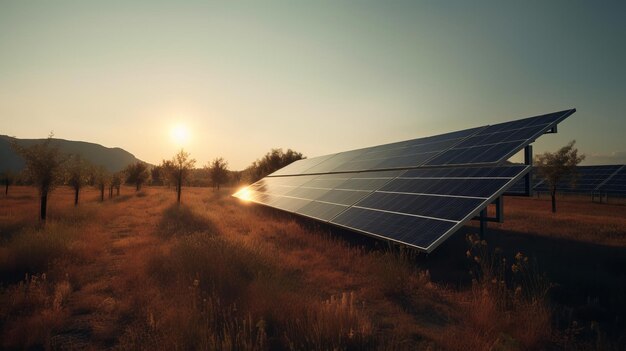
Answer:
[
  {"left": 596, "top": 166, "right": 626, "bottom": 195},
  {"left": 512, "top": 165, "right": 626, "bottom": 196},
  {"left": 235, "top": 109, "right": 575, "bottom": 252}
]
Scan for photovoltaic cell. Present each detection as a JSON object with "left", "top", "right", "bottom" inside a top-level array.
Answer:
[{"left": 329, "top": 207, "right": 457, "bottom": 249}]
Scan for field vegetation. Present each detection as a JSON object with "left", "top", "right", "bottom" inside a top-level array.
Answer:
[{"left": 0, "top": 186, "right": 624, "bottom": 350}]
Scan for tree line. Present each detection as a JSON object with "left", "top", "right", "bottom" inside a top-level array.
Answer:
[
  {"left": 3, "top": 135, "right": 305, "bottom": 222},
  {"left": 3, "top": 132, "right": 588, "bottom": 219}
]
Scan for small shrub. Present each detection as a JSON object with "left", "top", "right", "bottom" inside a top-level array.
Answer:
[{"left": 0, "top": 223, "right": 79, "bottom": 283}]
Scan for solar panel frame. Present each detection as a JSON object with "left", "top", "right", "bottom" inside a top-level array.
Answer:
[{"left": 235, "top": 109, "right": 575, "bottom": 252}]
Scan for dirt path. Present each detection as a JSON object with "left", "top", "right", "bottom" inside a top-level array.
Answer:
[{"left": 51, "top": 193, "right": 164, "bottom": 349}]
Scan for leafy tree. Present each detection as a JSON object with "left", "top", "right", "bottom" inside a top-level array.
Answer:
[
  {"left": 162, "top": 149, "right": 195, "bottom": 204},
  {"left": 207, "top": 157, "right": 229, "bottom": 191},
  {"left": 1, "top": 171, "right": 14, "bottom": 196},
  {"left": 161, "top": 160, "right": 175, "bottom": 189},
  {"left": 93, "top": 166, "right": 110, "bottom": 202},
  {"left": 125, "top": 162, "right": 149, "bottom": 191},
  {"left": 535, "top": 140, "right": 585, "bottom": 213},
  {"left": 65, "top": 154, "right": 91, "bottom": 206},
  {"left": 11, "top": 136, "right": 65, "bottom": 221},
  {"left": 150, "top": 165, "right": 164, "bottom": 186},
  {"left": 249, "top": 148, "right": 304, "bottom": 182}
]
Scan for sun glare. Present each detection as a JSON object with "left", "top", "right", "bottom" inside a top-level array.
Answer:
[
  {"left": 235, "top": 187, "right": 253, "bottom": 202},
  {"left": 171, "top": 124, "right": 190, "bottom": 146}
]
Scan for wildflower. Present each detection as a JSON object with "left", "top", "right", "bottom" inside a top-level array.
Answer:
[
  {"left": 466, "top": 250, "right": 471, "bottom": 258},
  {"left": 474, "top": 256, "right": 481, "bottom": 263},
  {"left": 193, "top": 279, "right": 199, "bottom": 287},
  {"left": 511, "top": 264, "right": 519, "bottom": 273},
  {"left": 515, "top": 252, "right": 524, "bottom": 261}
]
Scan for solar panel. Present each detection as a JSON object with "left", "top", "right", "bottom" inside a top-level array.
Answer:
[
  {"left": 329, "top": 165, "right": 529, "bottom": 251},
  {"left": 268, "top": 109, "right": 575, "bottom": 177},
  {"left": 234, "top": 109, "right": 575, "bottom": 252},
  {"left": 533, "top": 165, "right": 623, "bottom": 194},
  {"left": 596, "top": 165, "right": 626, "bottom": 196},
  {"left": 425, "top": 110, "right": 573, "bottom": 166}
]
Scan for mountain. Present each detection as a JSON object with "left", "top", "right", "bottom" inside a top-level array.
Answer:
[{"left": 0, "top": 135, "right": 146, "bottom": 173}]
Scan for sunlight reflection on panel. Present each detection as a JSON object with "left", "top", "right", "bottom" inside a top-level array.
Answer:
[{"left": 234, "top": 186, "right": 253, "bottom": 202}]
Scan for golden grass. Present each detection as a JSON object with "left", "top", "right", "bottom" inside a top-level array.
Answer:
[{"left": 0, "top": 186, "right": 623, "bottom": 350}]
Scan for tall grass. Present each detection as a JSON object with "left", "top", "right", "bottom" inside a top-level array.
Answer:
[
  {"left": 438, "top": 234, "right": 553, "bottom": 350},
  {"left": 0, "top": 222, "right": 80, "bottom": 283}
]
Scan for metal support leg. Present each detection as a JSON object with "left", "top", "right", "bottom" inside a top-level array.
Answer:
[
  {"left": 479, "top": 208, "right": 487, "bottom": 237},
  {"left": 524, "top": 145, "right": 533, "bottom": 196}
]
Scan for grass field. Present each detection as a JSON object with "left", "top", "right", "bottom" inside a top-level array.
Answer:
[{"left": 1, "top": 186, "right": 624, "bottom": 350}]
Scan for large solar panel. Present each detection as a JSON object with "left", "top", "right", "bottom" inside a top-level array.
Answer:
[
  {"left": 234, "top": 109, "right": 574, "bottom": 252},
  {"left": 269, "top": 109, "right": 574, "bottom": 177}
]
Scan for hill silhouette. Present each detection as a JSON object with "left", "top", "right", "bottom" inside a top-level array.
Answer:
[{"left": 0, "top": 135, "right": 146, "bottom": 173}]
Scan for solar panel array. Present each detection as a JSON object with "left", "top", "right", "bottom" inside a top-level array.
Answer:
[
  {"left": 597, "top": 165, "right": 626, "bottom": 196},
  {"left": 234, "top": 109, "right": 575, "bottom": 252},
  {"left": 522, "top": 165, "right": 626, "bottom": 196}
]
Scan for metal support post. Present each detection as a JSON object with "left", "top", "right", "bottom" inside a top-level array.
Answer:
[
  {"left": 479, "top": 208, "right": 487, "bottom": 237},
  {"left": 524, "top": 145, "right": 533, "bottom": 197}
]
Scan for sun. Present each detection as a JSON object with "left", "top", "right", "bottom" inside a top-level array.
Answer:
[{"left": 171, "top": 124, "right": 190, "bottom": 146}]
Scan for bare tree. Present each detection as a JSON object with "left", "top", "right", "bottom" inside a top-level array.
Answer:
[
  {"left": 162, "top": 149, "right": 195, "bottom": 204},
  {"left": 93, "top": 166, "right": 110, "bottom": 202},
  {"left": 207, "top": 157, "right": 229, "bottom": 191},
  {"left": 110, "top": 172, "right": 122, "bottom": 197},
  {"left": 125, "top": 162, "right": 149, "bottom": 191},
  {"left": 1, "top": 171, "right": 14, "bottom": 196},
  {"left": 65, "top": 154, "right": 91, "bottom": 206},
  {"left": 11, "top": 135, "right": 65, "bottom": 221},
  {"left": 535, "top": 140, "right": 585, "bottom": 213}
]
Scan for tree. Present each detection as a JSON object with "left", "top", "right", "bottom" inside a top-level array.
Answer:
[
  {"left": 162, "top": 149, "right": 195, "bottom": 204},
  {"left": 125, "top": 162, "right": 149, "bottom": 191},
  {"left": 207, "top": 157, "right": 229, "bottom": 191},
  {"left": 11, "top": 136, "right": 65, "bottom": 221},
  {"left": 93, "top": 166, "right": 110, "bottom": 202},
  {"left": 111, "top": 172, "right": 123, "bottom": 197},
  {"left": 535, "top": 140, "right": 585, "bottom": 213},
  {"left": 249, "top": 148, "right": 304, "bottom": 182},
  {"left": 150, "top": 165, "right": 164, "bottom": 186},
  {"left": 1, "top": 171, "right": 14, "bottom": 196},
  {"left": 65, "top": 154, "right": 91, "bottom": 206}
]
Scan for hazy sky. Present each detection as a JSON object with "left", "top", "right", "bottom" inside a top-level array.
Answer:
[{"left": 1, "top": 1, "right": 625, "bottom": 169}]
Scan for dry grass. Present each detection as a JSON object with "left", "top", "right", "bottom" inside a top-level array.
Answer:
[
  {"left": 485, "top": 195, "right": 626, "bottom": 247},
  {"left": 0, "top": 186, "right": 624, "bottom": 350}
]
